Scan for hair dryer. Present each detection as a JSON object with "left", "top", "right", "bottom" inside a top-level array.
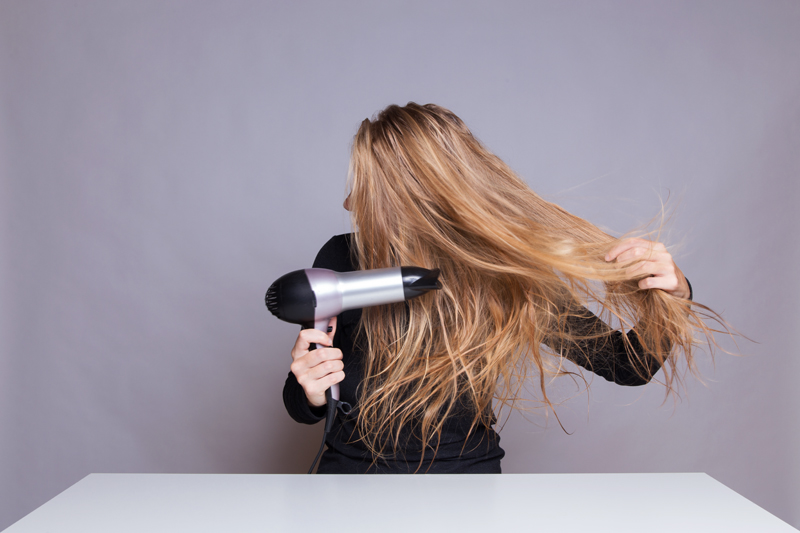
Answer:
[
  {"left": 266, "top": 265, "right": 441, "bottom": 473},
  {"left": 265, "top": 266, "right": 442, "bottom": 402}
]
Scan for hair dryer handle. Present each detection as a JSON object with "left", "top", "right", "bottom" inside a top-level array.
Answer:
[{"left": 308, "top": 319, "right": 340, "bottom": 402}]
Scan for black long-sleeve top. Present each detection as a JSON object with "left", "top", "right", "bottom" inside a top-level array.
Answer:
[{"left": 283, "top": 234, "right": 686, "bottom": 474}]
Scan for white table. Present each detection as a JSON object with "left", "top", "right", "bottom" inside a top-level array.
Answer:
[{"left": 5, "top": 473, "right": 796, "bottom": 532}]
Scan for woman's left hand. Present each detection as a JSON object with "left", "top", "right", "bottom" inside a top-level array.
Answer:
[{"left": 605, "top": 238, "right": 691, "bottom": 299}]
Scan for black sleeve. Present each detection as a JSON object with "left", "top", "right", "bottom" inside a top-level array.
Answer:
[
  {"left": 547, "top": 278, "right": 693, "bottom": 387},
  {"left": 281, "top": 235, "right": 352, "bottom": 425},
  {"left": 551, "top": 308, "right": 661, "bottom": 386}
]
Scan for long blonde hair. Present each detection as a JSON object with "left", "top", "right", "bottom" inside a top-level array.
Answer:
[{"left": 347, "top": 102, "right": 717, "bottom": 464}]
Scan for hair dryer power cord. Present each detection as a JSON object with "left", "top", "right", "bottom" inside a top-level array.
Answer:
[{"left": 307, "top": 389, "right": 351, "bottom": 474}]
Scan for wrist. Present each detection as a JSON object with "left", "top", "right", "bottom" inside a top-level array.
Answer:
[{"left": 308, "top": 401, "right": 327, "bottom": 418}]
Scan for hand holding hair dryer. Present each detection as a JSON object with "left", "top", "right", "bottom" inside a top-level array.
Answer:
[{"left": 265, "top": 266, "right": 442, "bottom": 401}]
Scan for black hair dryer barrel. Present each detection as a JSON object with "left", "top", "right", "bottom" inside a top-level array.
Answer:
[{"left": 265, "top": 266, "right": 442, "bottom": 400}]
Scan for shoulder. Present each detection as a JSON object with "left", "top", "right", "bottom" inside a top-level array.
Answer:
[{"left": 312, "top": 234, "right": 356, "bottom": 272}]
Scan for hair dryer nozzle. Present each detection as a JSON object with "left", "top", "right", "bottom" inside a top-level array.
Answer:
[
  {"left": 265, "top": 270, "right": 317, "bottom": 325},
  {"left": 401, "top": 267, "right": 442, "bottom": 300}
]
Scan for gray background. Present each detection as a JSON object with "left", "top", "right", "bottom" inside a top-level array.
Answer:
[{"left": 1, "top": 0, "right": 798, "bottom": 529}]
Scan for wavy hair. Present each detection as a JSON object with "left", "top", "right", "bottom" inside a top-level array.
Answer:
[{"left": 347, "top": 102, "right": 720, "bottom": 465}]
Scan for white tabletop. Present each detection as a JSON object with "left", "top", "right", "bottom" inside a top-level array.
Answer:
[{"left": 5, "top": 473, "right": 796, "bottom": 532}]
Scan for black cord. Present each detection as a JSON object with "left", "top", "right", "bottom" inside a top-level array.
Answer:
[
  {"left": 307, "top": 389, "right": 338, "bottom": 474},
  {"left": 308, "top": 432, "right": 327, "bottom": 474}
]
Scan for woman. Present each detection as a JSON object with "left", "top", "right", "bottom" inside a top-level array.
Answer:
[{"left": 283, "top": 103, "right": 709, "bottom": 474}]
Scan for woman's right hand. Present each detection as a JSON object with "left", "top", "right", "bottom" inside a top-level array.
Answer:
[{"left": 289, "top": 317, "right": 344, "bottom": 408}]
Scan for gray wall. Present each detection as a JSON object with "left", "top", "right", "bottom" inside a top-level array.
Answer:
[{"left": 1, "top": 0, "right": 798, "bottom": 529}]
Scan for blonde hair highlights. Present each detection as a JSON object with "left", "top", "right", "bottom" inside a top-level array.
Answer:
[{"left": 347, "top": 103, "right": 720, "bottom": 467}]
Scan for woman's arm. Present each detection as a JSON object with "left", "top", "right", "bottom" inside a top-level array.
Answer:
[
  {"left": 282, "top": 320, "right": 340, "bottom": 424},
  {"left": 549, "top": 239, "right": 692, "bottom": 386},
  {"left": 551, "top": 307, "right": 662, "bottom": 386},
  {"left": 281, "top": 235, "right": 353, "bottom": 424}
]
